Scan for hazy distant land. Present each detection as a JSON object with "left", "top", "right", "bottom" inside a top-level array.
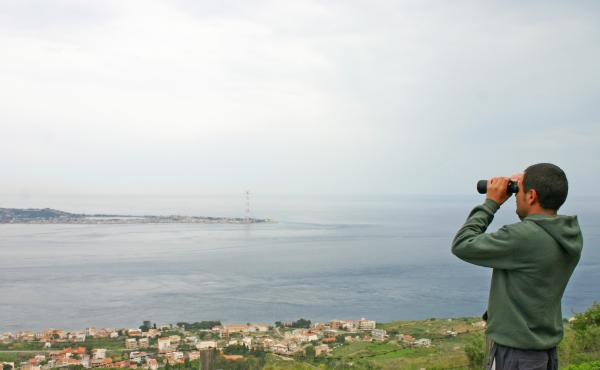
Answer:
[{"left": 0, "top": 207, "right": 272, "bottom": 224}]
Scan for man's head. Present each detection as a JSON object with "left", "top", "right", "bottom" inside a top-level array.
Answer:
[{"left": 515, "top": 163, "right": 568, "bottom": 219}]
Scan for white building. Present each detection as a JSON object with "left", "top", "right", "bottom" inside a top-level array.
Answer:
[
  {"left": 414, "top": 338, "right": 432, "bottom": 347},
  {"left": 92, "top": 349, "right": 106, "bottom": 360},
  {"left": 371, "top": 329, "right": 386, "bottom": 341},
  {"left": 196, "top": 341, "right": 218, "bottom": 350},
  {"left": 158, "top": 338, "right": 171, "bottom": 353},
  {"left": 357, "top": 319, "right": 376, "bottom": 330}
]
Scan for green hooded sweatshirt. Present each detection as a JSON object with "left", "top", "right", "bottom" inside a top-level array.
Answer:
[{"left": 452, "top": 199, "right": 583, "bottom": 350}]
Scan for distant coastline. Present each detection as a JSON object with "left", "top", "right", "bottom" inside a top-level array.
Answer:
[{"left": 0, "top": 207, "right": 273, "bottom": 224}]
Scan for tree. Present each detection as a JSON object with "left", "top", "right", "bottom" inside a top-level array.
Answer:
[
  {"left": 304, "top": 345, "right": 315, "bottom": 361},
  {"left": 139, "top": 320, "right": 152, "bottom": 331},
  {"left": 291, "top": 319, "right": 311, "bottom": 329},
  {"left": 572, "top": 303, "right": 600, "bottom": 352},
  {"left": 464, "top": 334, "right": 485, "bottom": 369}
]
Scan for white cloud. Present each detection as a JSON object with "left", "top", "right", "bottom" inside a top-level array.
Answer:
[{"left": 1, "top": 1, "right": 599, "bottom": 195}]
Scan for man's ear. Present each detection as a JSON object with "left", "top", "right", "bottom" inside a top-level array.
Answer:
[{"left": 527, "top": 189, "right": 538, "bottom": 206}]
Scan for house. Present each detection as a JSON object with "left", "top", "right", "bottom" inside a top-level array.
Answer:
[
  {"left": 146, "top": 329, "right": 160, "bottom": 338},
  {"left": 138, "top": 338, "right": 149, "bottom": 349},
  {"left": 271, "top": 343, "right": 288, "bottom": 355},
  {"left": 357, "top": 319, "right": 376, "bottom": 330},
  {"left": 125, "top": 338, "right": 138, "bottom": 350},
  {"left": 187, "top": 351, "right": 200, "bottom": 361},
  {"left": 196, "top": 341, "right": 218, "bottom": 350},
  {"left": 92, "top": 348, "right": 107, "bottom": 360},
  {"left": 184, "top": 336, "right": 198, "bottom": 345},
  {"left": 218, "top": 325, "right": 249, "bottom": 335},
  {"left": 221, "top": 355, "right": 243, "bottom": 361},
  {"left": 146, "top": 359, "right": 158, "bottom": 370},
  {"left": 330, "top": 320, "right": 342, "bottom": 329},
  {"left": 413, "top": 338, "right": 432, "bottom": 348},
  {"left": 128, "top": 329, "right": 142, "bottom": 337},
  {"left": 341, "top": 321, "right": 355, "bottom": 331},
  {"left": 371, "top": 329, "right": 386, "bottom": 342},
  {"left": 158, "top": 338, "right": 171, "bottom": 353},
  {"left": 168, "top": 335, "right": 181, "bottom": 345},
  {"left": 19, "top": 362, "right": 40, "bottom": 370},
  {"left": 86, "top": 328, "right": 97, "bottom": 337},
  {"left": 63, "top": 347, "right": 86, "bottom": 356},
  {"left": 260, "top": 338, "right": 274, "bottom": 350},
  {"left": 129, "top": 351, "right": 150, "bottom": 364},
  {"left": 52, "top": 330, "right": 66, "bottom": 340},
  {"left": 164, "top": 352, "right": 184, "bottom": 365},
  {"left": 242, "top": 337, "right": 252, "bottom": 347},
  {"left": 315, "top": 344, "right": 330, "bottom": 357},
  {"left": 112, "top": 360, "right": 130, "bottom": 368},
  {"left": 247, "top": 324, "right": 268, "bottom": 333},
  {"left": 92, "top": 358, "right": 113, "bottom": 368},
  {"left": 16, "top": 331, "right": 35, "bottom": 341},
  {"left": 398, "top": 334, "right": 415, "bottom": 344},
  {"left": 321, "top": 337, "right": 336, "bottom": 344},
  {"left": 71, "top": 332, "right": 86, "bottom": 343}
]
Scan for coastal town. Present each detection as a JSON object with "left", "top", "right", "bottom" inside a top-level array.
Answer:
[{"left": 0, "top": 317, "right": 457, "bottom": 370}]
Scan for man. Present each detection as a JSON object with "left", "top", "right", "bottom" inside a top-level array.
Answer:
[{"left": 452, "top": 163, "right": 583, "bottom": 370}]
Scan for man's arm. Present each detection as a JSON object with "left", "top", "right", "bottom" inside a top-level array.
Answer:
[
  {"left": 452, "top": 176, "right": 527, "bottom": 270},
  {"left": 451, "top": 199, "right": 521, "bottom": 269}
]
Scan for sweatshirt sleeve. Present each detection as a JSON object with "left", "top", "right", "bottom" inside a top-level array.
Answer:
[{"left": 452, "top": 199, "right": 523, "bottom": 269}]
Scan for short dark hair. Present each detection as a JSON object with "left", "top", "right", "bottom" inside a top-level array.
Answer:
[{"left": 523, "top": 163, "right": 568, "bottom": 211}]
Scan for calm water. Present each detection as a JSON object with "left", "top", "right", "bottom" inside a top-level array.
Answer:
[{"left": 1, "top": 194, "right": 598, "bottom": 332}]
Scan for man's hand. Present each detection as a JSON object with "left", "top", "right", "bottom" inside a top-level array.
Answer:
[{"left": 486, "top": 177, "right": 512, "bottom": 206}]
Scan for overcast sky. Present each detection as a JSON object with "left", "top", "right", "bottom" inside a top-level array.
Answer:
[{"left": 1, "top": 0, "right": 599, "bottom": 197}]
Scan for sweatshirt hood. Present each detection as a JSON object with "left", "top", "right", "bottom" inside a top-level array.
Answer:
[{"left": 525, "top": 214, "right": 583, "bottom": 256}]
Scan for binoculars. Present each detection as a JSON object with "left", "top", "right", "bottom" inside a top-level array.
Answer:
[{"left": 477, "top": 180, "right": 519, "bottom": 195}]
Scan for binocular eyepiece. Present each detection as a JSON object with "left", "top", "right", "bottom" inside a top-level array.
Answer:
[{"left": 477, "top": 180, "right": 519, "bottom": 195}]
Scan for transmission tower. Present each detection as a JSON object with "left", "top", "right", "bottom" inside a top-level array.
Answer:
[{"left": 244, "top": 190, "right": 251, "bottom": 223}]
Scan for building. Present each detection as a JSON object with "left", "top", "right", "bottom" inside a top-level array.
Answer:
[
  {"left": 247, "top": 324, "right": 269, "bottom": 333},
  {"left": 168, "top": 335, "right": 181, "bottom": 345},
  {"left": 128, "top": 329, "right": 143, "bottom": 337},
  {"left": 92, "top": 348, "right": 106, "bottom": 360},
  {"left": 413, "top": 338, "right": 432, "bottom": 348},
  {"left": 357, "top": 319, "right": 376, "bottom": 330},
  {"left": 164, "top": 352, "right": 184, "bottom": 365},
  {"left": 184, "top": 336, "right": 198, "bottom": 345},
  {"left": 146, "top": 329, "right": 160, "bottom": 338},
  {"left": 158, "top": 338, "right": 171, "bottom": 353},
  {"left": 146, "top": 359, "right": 158, "bottom": 370},
  {"left": 196, "top": 341, "right": 217, "bottom": 350},
  {"left": 138, "top": 338, "right": 149, "bottom": 349},
  {"left": 371, "top": 329, "right": 386, "bottom": 341},
  {"left": 125, "top": 338, "right": 138, "bottom": 350},
  {"left": 398, "top": 334, "right": 415, "bottom": 344},
  {"left": 315, "top": 344, "right": 330, "bottom": 357},
  {"left": 242, "top": 337, "right": 252, "bottom": 347}
]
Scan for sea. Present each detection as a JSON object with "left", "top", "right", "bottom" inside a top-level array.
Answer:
[{"left": 0, "top": 193, "right": 598, "bottom": 332}]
